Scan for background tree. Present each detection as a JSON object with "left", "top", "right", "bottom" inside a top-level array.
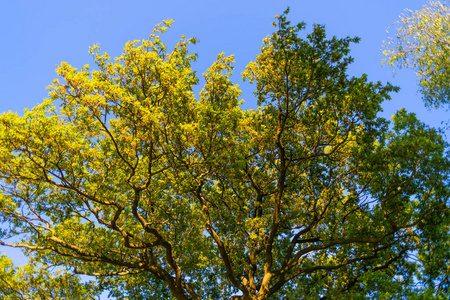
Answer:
[
  {"left": 0, "top": 11, "right": 449, "bottom": 299},
  {"left": 383, "top": 0, "right": 450, "bottom": 109}
]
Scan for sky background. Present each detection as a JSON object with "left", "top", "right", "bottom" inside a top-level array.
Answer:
[{"left": 0, "top": 0, "right": 446, "bottom": 283}]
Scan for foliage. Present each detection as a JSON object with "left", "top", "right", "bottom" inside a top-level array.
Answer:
[
  {"left": 1, "top": 10, "right": 450, "bottom": 299},
  {"left": 383, "top": 0, "right": 450, "bottom": 108},
  {"left": 0, "top": 255, "right": 100, "bottom": 299}
]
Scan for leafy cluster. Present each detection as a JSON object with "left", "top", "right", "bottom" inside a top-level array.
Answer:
[
  {"left": 0, "top": 255, "right": 100, "bottom": 299},
  {"left": 383, "top": 0, "right": 450, "bottom": 108}
]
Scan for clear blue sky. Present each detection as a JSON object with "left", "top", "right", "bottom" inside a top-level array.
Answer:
[{"left": 0, "top": 0, "right": 445, "bottom": 270}]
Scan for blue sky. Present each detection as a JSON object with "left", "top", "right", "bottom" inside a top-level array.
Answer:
[{"left": 0, "top": 0, "right": 446, "bottom": 270}]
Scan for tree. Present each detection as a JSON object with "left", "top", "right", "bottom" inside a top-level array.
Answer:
[
  {"left": 1, "top": 10, "right": 449, "bottom": 299},
  {"left": 0, "top": 255, "right": 101, "bottom": 299},
  {"left": 383, "top": 0, "right": 450, "bottom": 109}
]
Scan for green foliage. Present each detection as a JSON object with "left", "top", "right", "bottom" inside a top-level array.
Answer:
[
  {"left": 0, "top": 10, "right": 449, "bottom": 299},
  {"left": 383, "top": 0, "right": 450, "bottom": 108},
  {"left": 0, "top": 255, "right": 100, "bottom": 299}
]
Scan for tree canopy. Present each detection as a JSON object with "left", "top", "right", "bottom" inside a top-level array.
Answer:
[
  {"left": 1, "top": 11, "right": 450, "bottom": 299},
  {"left": 383, "top": 0, "right": 450, "bottom": 109},
  {"left": 0, "top": 255, "right": 101, "bottom": 300}
]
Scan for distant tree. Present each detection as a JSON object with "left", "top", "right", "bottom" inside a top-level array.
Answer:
[
  {"left": 383, "top": 0, "right": 450, "bottom": 109},
  {"left": 1, "top": 10, "right": 449, "bottom": 299}
]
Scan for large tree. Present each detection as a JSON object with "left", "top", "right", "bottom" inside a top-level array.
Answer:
[
  {"left": 383, "top": 0, "right": 450, "bottom": 109},
  {"left": 1, "top": 11, "right": 449, "bottom": 299}
]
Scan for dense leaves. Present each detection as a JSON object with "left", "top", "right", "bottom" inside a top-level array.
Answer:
[
  {"left": 383, "top": 0, "right": 450, "bottom": 108},
  {"left": 0, "top": 11, "right": 449, "bottom": 299},
  {"left": 0, "top": 255, "right": 100, "bottom": 299}
]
